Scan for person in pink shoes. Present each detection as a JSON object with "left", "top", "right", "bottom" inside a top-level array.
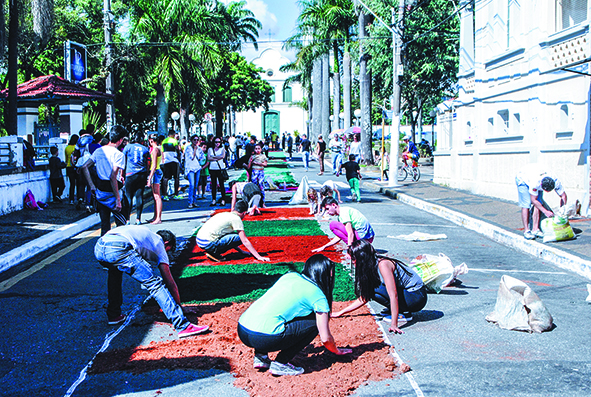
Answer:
[{"left": 94, "top": 225, "right": 208, "bottom": 338}]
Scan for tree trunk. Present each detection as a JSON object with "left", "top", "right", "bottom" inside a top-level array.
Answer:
[
  {"left": 312, "top": 57, "right": 322, "bottom": 142},
  {"left": 7, "top": 0, "right": 19, "bottom": 136},
  {"left": 332, "top": 43, "right": 340, "bottom": 132},
  {"left": 156, "top": 82, "right": 168, "bottom": 136},
  {"left": 321, "top": 53, "right": 330, "bottom": 141},
  {"left": 179, "top": 95, "right": 189, "bottom": 139},
  {"left": 215, "top": 106, "right": 224, "bottom": 137},
  {"left": 359, "top": 12, "right": 372, "bottom": 163},
  {"left": 343, "top": 50, "right": 351, "bottom": 130}
]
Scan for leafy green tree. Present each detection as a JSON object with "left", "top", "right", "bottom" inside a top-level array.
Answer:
[
  {"left": 367, "top": 0, "right": 459, "bottom": 141},
  {"left": 207, "top": 51, "right": 274, "bottom": 137}
]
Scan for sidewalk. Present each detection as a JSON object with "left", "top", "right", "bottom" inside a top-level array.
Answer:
[{"left": 360, "top": 164, "right": 591, "bottom": 281}]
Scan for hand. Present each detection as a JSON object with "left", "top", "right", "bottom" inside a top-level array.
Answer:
[
  {"left": 336, "top": 347, "right": 352, "bottom": 355},
  {"left": 115, "top": 199, "right": 122, "bottom": 211},
  {"left": 259, "top": 256, "right": 271, "bottom": 262},
  {"left": 545, "top": 210, "right": 554, "bottom": 218},
  {"left": 389, "top": 325, "right": 404, "bottom": 334},
  {"left": 312, "top": 247, "right": 324, "bottom": 253},
  {"left": 331, "top": 311, "right": 343, "bottom": 318}
]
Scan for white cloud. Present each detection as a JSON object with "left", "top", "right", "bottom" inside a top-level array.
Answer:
[{"left": 223, "top": 0, "right": 279, "bottom": 38}]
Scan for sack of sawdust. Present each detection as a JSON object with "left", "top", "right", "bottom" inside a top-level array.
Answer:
[
  {"left": 541, "top": 216, "right": 574, "bottom": 243},
  {"left": 410, "top": 253, "right": 468, "bottom": 293},
  {"left": 486, "top": 275, "right": 553, "bottom": 333}
]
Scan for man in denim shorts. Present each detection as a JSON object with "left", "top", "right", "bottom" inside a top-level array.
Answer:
[
  {"left": 94, "top": 225, "right": 209, "bottom": 338},
  {"left": 515, "top": 164, "right": 567, "bottom": 240}
]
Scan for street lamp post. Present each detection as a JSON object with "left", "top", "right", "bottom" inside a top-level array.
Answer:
[
  {"left": 329, "top": 115, "right": 335, "bottom": 132},
  {"left": 354, "top": 109, "right": 361, "bottom": 127},
  {"left": 188, "top": 114, "right": 195, "bottom": 135},
  {"left": 171, "top": 112, "right": 180, "bottom": 133},
  {"left": 339, "top": 112, "right": 345, "bottom": 129}
]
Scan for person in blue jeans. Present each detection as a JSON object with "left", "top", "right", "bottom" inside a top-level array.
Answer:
[
  {"left": 238, "top": 254, "right": 352, "bottom": 376},
  {"left": 123, "top": 132, "right": 150, "bottom": 224},
  {"left": 298, "top": 134, "right": 311, "bottom": 171},
  {"left": 94, "top": 225, "right": 209, "bottom": 338}
]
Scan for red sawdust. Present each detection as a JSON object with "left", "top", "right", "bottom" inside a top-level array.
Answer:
[
  {"left": 90, "top": 302, "right": 408, "bottom": 397},
  {"left": 212, "top": 207, "right": 313, "bottom": 220},
  {"left": 187, "top": 235, "right": 345, "bottom": 266}
]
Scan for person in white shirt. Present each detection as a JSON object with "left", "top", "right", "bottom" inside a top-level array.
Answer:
[
  {"left": 94, "top": 225, "right": 209, "bottom": 338},
  {"left": 81, "top": 125, "right": 129, "bottom": 235},
  {"left": 184, "top": 135, "right": 206, "bottom": 208},
  {"left": 515, "top": 164, "right": 567, "bottom": 240}
]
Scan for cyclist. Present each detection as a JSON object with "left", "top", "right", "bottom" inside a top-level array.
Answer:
[{"left": 402, "top": 136, "right": 420, "bottom": 168}]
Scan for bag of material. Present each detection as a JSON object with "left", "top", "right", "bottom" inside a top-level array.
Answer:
[
  {"left": 288, "top": 176, "right": 310, "bottom": 205},
  {"left": 541, "top": 216, "right": 574, "bottom": 243},
  {"left": 410, "top": 253, "right": 468, "bottom": 293},
  {"left": 486, "top": 275, "right": 553, "bottom": 333}
]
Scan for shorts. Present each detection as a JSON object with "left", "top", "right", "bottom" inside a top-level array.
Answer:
[
  {"left": 151, "top": 168, "right": 163, "bottom": 185},
  {"left": 516, "top": 176, "right": 542, "bottom": 208},
  {"left": 161, "top": 162, "right": 179, "bottom": 179}
]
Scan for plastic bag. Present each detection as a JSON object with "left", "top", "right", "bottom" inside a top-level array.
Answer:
[
  {"left": 410, "top": 253, "right": 468, "bottom": 293},
  {"left": 486, "top": 275, "right": 553, "bottom": 333},
  {"left": 288, "top": 176, "right": 310, "bottom": 205},
  {"left": 541, "top": 216, "right": 574, "bottom": 243},
  {"left": 24, "top": 189, "right": 42, "bottom": 211}
]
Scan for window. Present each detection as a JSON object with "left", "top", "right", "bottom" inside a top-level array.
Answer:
[
  {"left": 513, "top": 113, "right": 521, "bottom": 135},
  {"left": 497, "top": 110, "right": 509, "bottom": 134},
  {"left": 559, "top": 104, "right": 569, "bottom": 130},
  {"left": 488, "top": 117, "right": 494, "bottom": 135},
  {"left": 556, "top": 0, "right": 588, "bottom": 31},
  {"left": 282, "top": 86, "right": 292, "bottom": 103}
]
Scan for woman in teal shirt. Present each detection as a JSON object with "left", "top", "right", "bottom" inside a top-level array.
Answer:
[{"left": 238, "top": 254, "right": 351, "bottom": 376}]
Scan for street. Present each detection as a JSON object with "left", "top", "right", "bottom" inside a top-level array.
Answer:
[{"left": 0, "top": 157, "right": 589, "bottom": 396}]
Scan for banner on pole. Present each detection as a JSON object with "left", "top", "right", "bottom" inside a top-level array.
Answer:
[{"left": 64, "top": 41, "right": 87, "bottom": 84}]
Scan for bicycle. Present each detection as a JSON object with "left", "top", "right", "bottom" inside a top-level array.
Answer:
[{"left": 398, "top": 162, "right": 421, "bottom": 181}]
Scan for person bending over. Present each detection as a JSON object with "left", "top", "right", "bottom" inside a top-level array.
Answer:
[
  {"left": 238, "top": 254, "right": 352, "bottom": 376},
  {"left": 196, "top": 200, "right": 270, "bottom": 262},
  {"left": 332, "top": 239, "right": 427, "bottom": 334},
  {"left": 312, "top": 197, "right": 374, "bottom": 252},
  {"left": 94, "top": 225, "right": 209, "bottom": 338},
  {"left": 230, "top": 181, "right": 264, "bottom": 216}
]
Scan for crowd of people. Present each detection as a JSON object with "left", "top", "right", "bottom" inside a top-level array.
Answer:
[{"left": 51, "top": 125, "right": 433, "bottom": 377}]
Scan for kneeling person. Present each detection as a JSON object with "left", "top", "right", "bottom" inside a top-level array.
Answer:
[
  {"left": 196, "top": 200, "right": 270, "bottom": 262},
  {"left": 94, "top": 225, "right": 208, "bottom": 338},
  {"left": 230, "top": 181, "right": 263, "bottom": 216}
]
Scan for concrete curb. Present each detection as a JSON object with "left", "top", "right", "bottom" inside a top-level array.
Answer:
[
  {"left": 0, "top": 213, "right": 100, "bottom": 273},
  {"left": 367, "top": 182, "right": 591, "bottom": 281}
]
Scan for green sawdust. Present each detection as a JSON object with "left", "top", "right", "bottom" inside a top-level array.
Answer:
[
  {"left": 178, "top": 262, "right": 356, "bottom": 304},
  {"left": 243, "top": 219, "right": 324, "bottom": 236},
  {"left": 269, "top": 151, "right": 287, "bottom": 159},
  {"left": 235, "top": 169, "right": 297, "bottom": 186}
]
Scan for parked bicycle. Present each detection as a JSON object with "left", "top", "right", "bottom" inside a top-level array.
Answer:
[{"left": 398, "top": 162, "right": 421, "bottom": 181}]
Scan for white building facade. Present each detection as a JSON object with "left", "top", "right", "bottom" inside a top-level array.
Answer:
[
  {"left": 234, "top": 47, "right": 309, "bottom": 139},
  {"left": 435, "top": 0, "right": 591, "bottom": 214}
]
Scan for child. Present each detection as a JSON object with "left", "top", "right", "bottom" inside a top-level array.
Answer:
[
  {"left": 307, "top": 181, "right": 342, "bottom": 216},
  {"left": 48, "top": 146, "right": 66, "bottom": 202},
  {"left": 341, "top": 154, "right": 362, "bottom": 202},
  {"left": 248, "top": 143, "right": 268, "bottom": 203}
]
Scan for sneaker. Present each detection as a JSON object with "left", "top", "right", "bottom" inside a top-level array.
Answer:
[
  {"left": 108, "top": 314, "right": 127, "bottom": 325},
  {"left": 162, "top": 196, "right": 170, "bottom": 202},
  {"left": 253, "top": 354, "right": 271, "bottom": 370},
  {"left": 524, "top": 230, "right": 535, "bottom": 240},
  {"left": 69, "top": 200, "right": 75, "bottom": 205},
  {"left": 172, "top": 195, "right": 183, "bottom": 200},
  {"left": 269, "top": 361, "right": 304, "bottom": 376},
  {"left": 188, "top": 203, "right": 194, "bottom": 209},
  {"left": 534, "top": 230, "right": 544, "bottom": 239},
  {"left": 178, "top": 323, "right": 209, "bottom": 338},
  {"left": 205, "top": 251, "right": 223, "bottom": 262}
]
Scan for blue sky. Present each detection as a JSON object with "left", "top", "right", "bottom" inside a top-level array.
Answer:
[{"left": 223, "top": 0, "right": 300, "bottom": 60}]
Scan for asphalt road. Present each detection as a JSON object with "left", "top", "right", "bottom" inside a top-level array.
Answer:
[{"left": 0, "top": 155, "right": 589, "bottom": 397}]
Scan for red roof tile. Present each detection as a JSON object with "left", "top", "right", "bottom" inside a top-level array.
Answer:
[{"left": 0, "top": 75, "right": 114, "bottom": 101}]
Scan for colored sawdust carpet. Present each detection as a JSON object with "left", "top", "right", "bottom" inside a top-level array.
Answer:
[
  {"left": 213, "top": 207, "right": 313, "bottom": 220},
  {"left": 186, "top": 235, "right": 343, "bottom": 265},
  {"left": 177, "top": 261, "right": 356, "bottom": 304},
  {"left": 89, "top": 302, "right": 406, "bottom": 397}
]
